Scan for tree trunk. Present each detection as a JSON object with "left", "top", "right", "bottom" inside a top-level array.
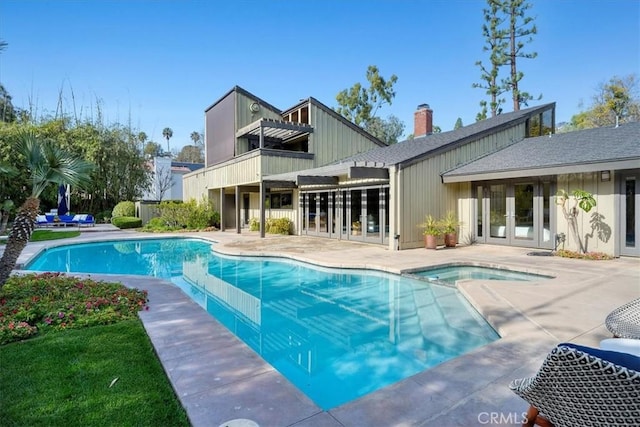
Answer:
[
  {"left": 0, "top": 197, "right": 39, "bottom": 286},
  {"left": 0, "top": 211, "right": 9, "bottom": 234}
]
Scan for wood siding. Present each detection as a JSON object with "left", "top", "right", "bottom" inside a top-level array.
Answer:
[
  {"left": 309, "top": 103, "right": 383, "bottom": 167},
  {"left": 556, "top": 172, "right": 615, "bottom": 255},
  {"left": 399, "top": 124, "right": 525, "bottom": 249}
]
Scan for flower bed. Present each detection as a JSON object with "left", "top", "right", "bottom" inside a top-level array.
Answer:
[{"left": 0, "top": 273, "right": 148, "bottom": 345}]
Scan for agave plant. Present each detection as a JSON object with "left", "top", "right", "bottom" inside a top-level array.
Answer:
[{"left": 0, "top": 131, "right": 93, "bottom": 286}]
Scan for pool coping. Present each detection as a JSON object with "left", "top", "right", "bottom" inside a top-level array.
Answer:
[{"left": 14, "top": 230, "right": 640, "bottom": 426}]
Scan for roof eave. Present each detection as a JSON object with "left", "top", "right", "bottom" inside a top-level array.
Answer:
[{"left": 442, "top": 158, "right": 640, "bottom": 183}]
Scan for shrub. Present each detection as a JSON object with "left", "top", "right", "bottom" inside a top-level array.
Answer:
[
  {"left": 96, "top": 210, "right": 113, "bottom": 223},
  {"left": 153, "top": 199, "right": 218, "bottom": 230},
  {"left": 266, "top": 218, "right": 292, "bottom": 235},
  {"left": 112, "top": 201, "right": 135, "bottom": 218},
  {"left": 142, "top": 217, "right": 179, "bottom": 232},
  {"left": 248, "top": 217, "right": 291, "bottom": 234},
  {"left": 111, "top": 216, "right": 142, "bottom": 229}
]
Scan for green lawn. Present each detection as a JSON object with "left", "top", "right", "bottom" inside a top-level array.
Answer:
[
  {"left": 0, "top": 319, "right": 190, "bottom": 427},
  {"left": 30, "top": 229, "right": 81, "bottom": 241}
]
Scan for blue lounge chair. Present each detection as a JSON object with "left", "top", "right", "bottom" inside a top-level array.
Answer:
[{"left": 67, "top": 214, "right": 95, "bottom": 227}]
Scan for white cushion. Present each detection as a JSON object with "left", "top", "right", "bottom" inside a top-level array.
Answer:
[
  {"left": 71, "top": 214, "right": 82, "bottom": 222},
  {"left": 600, "top": 338, "right": 640, "bottom": 357},
  {"left": 36, "top": 215, "right": 47, "bottom": 222}
]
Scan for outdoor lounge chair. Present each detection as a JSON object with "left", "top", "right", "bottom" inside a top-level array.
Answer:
[
  {"left": 36, "top": 215, "right": 52, "bottom": 227},
  {"left": 76, "top": 214, "right": 95, "bottom": 227},
  {"left": 606, "top": 298, "right": 640, "bottom": 339},
  {"left": 510, "top": 343, "right": 640, "bottom": 427}
]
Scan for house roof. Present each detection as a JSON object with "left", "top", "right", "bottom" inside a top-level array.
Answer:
[
  {"left": 265, "top": 103, "right": 554, "bottom": 184},
  {"left": 340, "top": 103, "right": 555, "bottom": 167},
  {"left": 442, "top": 121, "right": 640, "bottom": 183},
  {"left": 171, "top": 161, "right": 204, "bottom": 172},
  {"left": 204, "top": 86, "right": 282, "bottom": 114}
]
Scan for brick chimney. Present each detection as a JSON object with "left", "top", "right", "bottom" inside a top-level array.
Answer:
[{"left": 414, "top": 104, "right": 433, "bottom": 137}]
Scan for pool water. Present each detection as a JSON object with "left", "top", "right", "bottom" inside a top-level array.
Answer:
[
  {"left": 411, "top": 265, "right": 551, "bottom": 284},
  {"left": 25, "top": 238, "right": 499, "bottom": 409}
]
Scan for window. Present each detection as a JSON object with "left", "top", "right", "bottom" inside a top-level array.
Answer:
[
  {"left": 265, "top": 192, "right": 293, "bottom": 209},
  {"left": 526, "top": 107, "right": 555, "bottom": 138}
]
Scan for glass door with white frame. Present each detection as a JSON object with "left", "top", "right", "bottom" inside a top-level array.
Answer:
[{"left": 621, "top": 172, "right": 640, "bottom": 256}]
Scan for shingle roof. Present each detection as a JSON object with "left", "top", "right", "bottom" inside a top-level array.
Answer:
[
  {"left": 443, "top": 121, "right": 640, "bottom": 180},
  {"left": 336, "top": 103, "right": 555, "bottom": 167}
]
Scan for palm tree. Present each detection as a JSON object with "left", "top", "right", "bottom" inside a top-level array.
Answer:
[
  {"left": 190, "top": 131, "right": 202, "bottom": 147},
  {"left": 162, "top": 127, "right": 173, "bottom": 153},
  {"left": 0, "top": 131, "right": 93, "bottom": 286}
]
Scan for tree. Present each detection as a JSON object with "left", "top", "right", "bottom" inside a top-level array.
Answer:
[
  {"left": 137, "top": 131, "right": 148, "bottom": 146},
  {"left": 190, "top": 131, "right": 203, "bottom": 147},
  {"left": 155, "top": 165, "right": 173, "bottom": 202},
  {"left": 502, "top": 0, "right": 540, "bottom": 110},
  {"left": 454, "top": 118, "right": 464, "bottom": 130},
  {"left": 162, "top": 127, "right": 173, "bottom": 153},
  {"left": 0, "top": 84, "right": 18, "bottom": 123},
  {"left": 474, "top": 0, "right": 540, "bottom": 118},
  {"left": 474, "top": 0, "right": 509, "bottom": 119},
  {"left": 0, "top": 131, "right": 93, "bottom": 286},
  {"left": 335, "top": 65, "right": 403, "bottom": 144},
  {"left": 144, "top": 141, "right": 163, "bottom": 157},
  {"left": 176, "top": 145, "right": 204, "bottom": 163},
  {"left": 569, "top": 74, "right": 640, "bottom": 130},
  {"left": 365, "top": 115, "right": 405, "bottom": 145}
]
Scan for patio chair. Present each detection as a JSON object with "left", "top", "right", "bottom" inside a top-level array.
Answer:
[
  {"left": 36, "top": 215, "right": 52, "bottom": 227},
  {"left": 510, "top": 343, "right": 640, "bottom": 427},
  {"left": 606, "top": 298, "right": 640, "bottom": 339}
]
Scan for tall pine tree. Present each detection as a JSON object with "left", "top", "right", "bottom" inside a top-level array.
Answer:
[{"left": 475, "top": 0, "right": 540, "bottom": 119}]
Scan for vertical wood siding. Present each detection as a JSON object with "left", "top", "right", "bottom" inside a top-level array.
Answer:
[
  {"left": 400, "top": 124, "right": 525, "bottom": 248},
  {"left": 310, "top": 104, "right": 383, "bottom": 167}
]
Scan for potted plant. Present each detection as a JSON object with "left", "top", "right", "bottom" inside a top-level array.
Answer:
[
  {"left": 352, "top": 220, "right": 361, "bottom": 235},
  {"left": 419, "top": 214, "right": 441, "bottom": 249},
  {"left": 441, "top": 211, "right": 460, "bottom": 248}
]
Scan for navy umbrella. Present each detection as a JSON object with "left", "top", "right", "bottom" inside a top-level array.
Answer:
[{"left": 57, "top": 184, "right": 69, "bottom": 216}]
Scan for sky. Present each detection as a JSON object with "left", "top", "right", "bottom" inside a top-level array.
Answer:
[{"left": 1, "top": 0, "right": 638, "bottom": 151}]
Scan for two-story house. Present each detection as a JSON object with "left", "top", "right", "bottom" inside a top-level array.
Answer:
[
  {"left": 184, "top": 87, "right": 640, "bottom": 257},
  {"left": 183, "top": 86, "right": 387, "bottom": 236}
]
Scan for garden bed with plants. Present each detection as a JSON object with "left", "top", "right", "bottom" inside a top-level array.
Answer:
[{"left": 0, "top": 273, "right": 189, "bottom": 426}]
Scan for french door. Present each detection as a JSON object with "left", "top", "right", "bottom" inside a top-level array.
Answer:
[
  {"left": 620, "top": 171, "right": 640, "bottom": 257},
  {"left": 480, "top": 180, "right": 553, "bottom": 249},
  {"left": 301, "top": 187, "right": 388, "bottom": 244}
]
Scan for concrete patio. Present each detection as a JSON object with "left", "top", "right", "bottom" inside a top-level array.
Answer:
[{"left": 14, "top": 229, "right": 640, "bottom": 426}]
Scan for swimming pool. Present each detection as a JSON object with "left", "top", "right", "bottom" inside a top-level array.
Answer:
[
  {"left": 409, "top": 265, "right": 552, "bottom": 285},
  {"left": 25, "top": 237, "right": 499, "bottom": 409}
]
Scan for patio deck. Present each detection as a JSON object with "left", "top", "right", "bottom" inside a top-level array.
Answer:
[{"left": 14, "top": 229, "right": 640, "bottom": 426}]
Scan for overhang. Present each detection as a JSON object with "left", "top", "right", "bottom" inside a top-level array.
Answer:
[
  {"left": 236, "top": 118, "right": 314, "bottom": 141},
  {"left": 442, "top": 158, "right": 640, "bottom": 183},
  {"left": 265, "top": 161, "right": 389, "bottom": 188}
]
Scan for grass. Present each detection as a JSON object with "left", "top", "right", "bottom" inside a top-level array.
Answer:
[
  {"left": 30, "top": 229, "right": 80, "bottom": 241},
  {"left": 0, "top": 320, "right": 190, "bottom": 426},
  {"left": 0, "top": 273, "right": 190, "bottom": 426}
]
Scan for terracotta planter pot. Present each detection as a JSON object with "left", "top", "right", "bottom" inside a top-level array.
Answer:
[
  {"left": 424, "top": 234, "right": 438, "bottom": 249},
  {"left": 444, "top": 233, "right": 457, "bottom": 247}
]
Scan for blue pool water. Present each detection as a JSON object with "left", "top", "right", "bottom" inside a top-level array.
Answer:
[
  {"left": 25, "top": 238, "right": 500, "bottom": 409},
  {"left": 412, "top": 265, "right": 551, "bottom": 284}
]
